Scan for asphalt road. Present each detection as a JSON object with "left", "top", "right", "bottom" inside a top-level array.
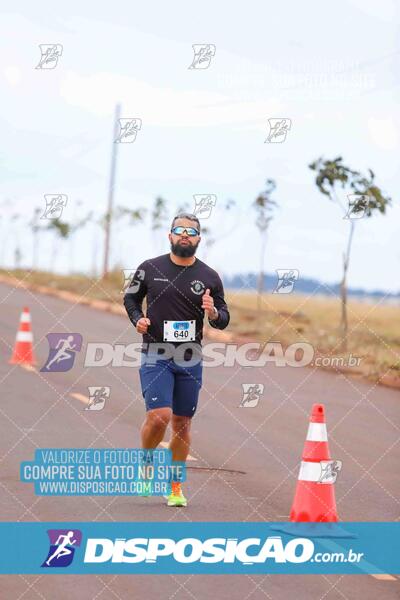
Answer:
[{"left": 0, "top": 281, "right": 399, "bottom": 599}]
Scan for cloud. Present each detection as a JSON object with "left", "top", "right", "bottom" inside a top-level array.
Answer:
[
  {"left": 368, "top": 117, "right": 398, "bottom": 150},
  {"left": 59, "top": 70, "right": 282, "bottom": 127},
  {"left": 3, "top": 65, "right": 22, "bottom": 86}
]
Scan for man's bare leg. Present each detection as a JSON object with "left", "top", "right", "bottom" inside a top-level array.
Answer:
[
  {"left": 168, "top": 415, "right": 191, "bottom": 503},
  {"left": 141, "top": 407, "right": 172, "bottom": 448},
  {"left": 169, "top": 415, "right": 192, "bottom": 462}
]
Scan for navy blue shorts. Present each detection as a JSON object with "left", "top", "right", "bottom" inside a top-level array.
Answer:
[{"left": 139, "top": 353, "right": 203, "bottom": 417}]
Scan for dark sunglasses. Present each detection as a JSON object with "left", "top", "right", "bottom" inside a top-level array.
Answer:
[{"left": 171, "top": 226, "right": 199, "bottom": 237}]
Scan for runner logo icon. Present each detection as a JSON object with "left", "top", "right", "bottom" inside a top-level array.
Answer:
[
  {"left": 318, "top": 460, "right": 343, "bottom": 484},
  {"left": 35, "top": 44, "right": 63, "bottom": 69},
  {"left": 41, "top": 194, "right": 68, "bottom": 220},
  {"left": 273, "top": 269, "right": 299, "bottom": 294},
  {"left": 240, "top": 383, "right": 264, "bottom": 407},
  {"left": 86, "top": 386, "right": 110, "bottom": 411},
  {"left": 193, "top": 194, "right": 217, "bottom": 219},
  {"left": 41, "top": 529, "right": 82, "bottom": 568},
  {"left": 40, "top": 333, "right": 83, "bottom": 372},
  {"left": 188, "top": 44, "right": 216, "bottom": 70}
]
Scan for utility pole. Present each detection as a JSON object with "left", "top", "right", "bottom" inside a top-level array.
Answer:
[{"left": 102, "top": 103, "right": 121, "bottom": 278}]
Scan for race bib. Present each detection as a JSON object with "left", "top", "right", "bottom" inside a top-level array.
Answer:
[{"left": 163, "top": 320, "right": 196, "bottom": 342}]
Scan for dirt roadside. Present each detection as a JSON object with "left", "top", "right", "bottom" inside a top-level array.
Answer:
[{"left": 1, "top": 272, "right": 399, "bottom": 391}]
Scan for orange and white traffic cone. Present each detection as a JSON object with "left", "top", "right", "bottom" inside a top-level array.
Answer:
[
  {"left": 9, "top": 307, "right": 36, "bottom": 366},
  {"left": 289, "top": 403, "right": 339, "bottom": 522}
]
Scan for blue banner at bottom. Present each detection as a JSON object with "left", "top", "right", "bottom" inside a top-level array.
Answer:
[{"left": 0, "top": 522, "right": 398, "bottom": 575}]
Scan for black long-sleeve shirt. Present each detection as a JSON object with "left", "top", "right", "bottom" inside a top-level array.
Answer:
[{"left": 123, "top": 253, "right": 230, "bottom": 347}]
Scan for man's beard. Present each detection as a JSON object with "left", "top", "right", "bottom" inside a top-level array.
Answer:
[{"left": 170, "top": 239, "right": 199, "bottom": 257}]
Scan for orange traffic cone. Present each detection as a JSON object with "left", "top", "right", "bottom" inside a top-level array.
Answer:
[
  {"left": 9, "top": 307, "right": 36, "bottom": 366},
  {"left": 290, "top": 403, "right": 339, "bottom": 522}
]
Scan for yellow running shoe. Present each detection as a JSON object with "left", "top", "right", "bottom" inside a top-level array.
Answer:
[{"left": 167, "top": 482, "right": 187, "bottom": 507}]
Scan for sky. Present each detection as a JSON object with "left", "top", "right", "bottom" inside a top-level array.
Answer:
[{"left": 0, "top": 0, "right": 399, "bottom": 292}]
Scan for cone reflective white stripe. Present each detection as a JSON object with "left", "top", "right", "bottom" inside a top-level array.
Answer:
[
  {"left": 306, "top": 422, "right": 328, "bottom": 442},
  {"left": 298, "top": 461, "right": 325, "bottom": 483},
  {"left": 290, "top": 404, "right": 339, "bottom": 522},
  {"left": 16, "top": 331, "right": 33, "bottom": 342},
  {"left": 20, "top": 312, "right": 31, "bottom": 323}
]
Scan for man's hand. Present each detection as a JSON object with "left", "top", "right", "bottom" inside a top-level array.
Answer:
[
  {"left": 202, "top": 289, "right": 218, "bottom": 321},
  {"left": 136, "top": 317, "right": 151, "bottom": 334}
]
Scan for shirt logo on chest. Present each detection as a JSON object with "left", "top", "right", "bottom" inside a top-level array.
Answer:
[{"left": 190, "top": 280, "right": 205, "bottom": 295}]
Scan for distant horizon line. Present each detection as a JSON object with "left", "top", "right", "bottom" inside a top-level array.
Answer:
[{"left": 222, "top": 272, "right": 400, "bottom": 299}]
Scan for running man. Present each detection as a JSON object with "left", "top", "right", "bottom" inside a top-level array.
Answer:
[
  {"left": 45, "top": 531, "right": 77, "bottom": 565},
  {"left": 124, "top": 213, "right": 230, "bottom": 506}
]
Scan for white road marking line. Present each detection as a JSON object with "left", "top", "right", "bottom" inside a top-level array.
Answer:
[
  {"left": 70, "top": 392, "right": 89, "bottom": 406},
  {"left": 159, "top": 441, "right": 197, "bottom": 461},
  {"left": 371, "top": 574, "right": 396, "bottom": 581},
  {"left": 20, "top": 364, "right": 37, "bottom": 373}
]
